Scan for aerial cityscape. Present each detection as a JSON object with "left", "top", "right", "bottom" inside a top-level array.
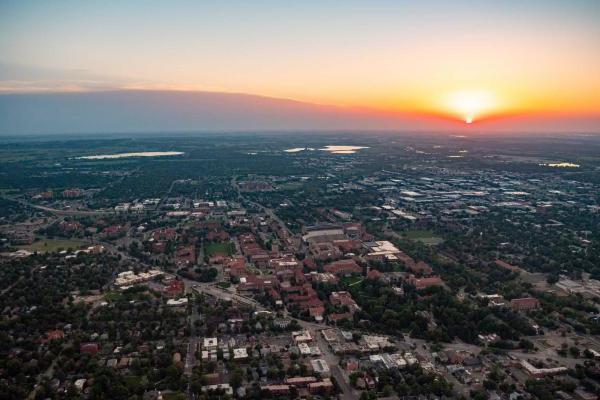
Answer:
[{"left": 1, "top": 2, "right": 600, "bottom": 400}]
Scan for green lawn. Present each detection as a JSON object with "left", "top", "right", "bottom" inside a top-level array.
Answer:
[
  {"left": 103, "top": 291, "right": 122, "bottom": 301},
  {"left": 204, "top": 242, "right": 234, "bottom": 257},
  {"left": 403, "top": 230, "right": 444, "bottom": 245},
  {"left": 19, "top": 238, "right": 87, "bottom": 253}
]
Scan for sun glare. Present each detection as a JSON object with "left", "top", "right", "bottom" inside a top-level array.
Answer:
[{"left": 442, "top": 89, "right": 498, "bottom": 124}]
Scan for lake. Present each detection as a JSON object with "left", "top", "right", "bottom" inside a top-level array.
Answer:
[
  {"left": 284, "top": 145, "right": 368, "bottom": 154},
  {"left": 76, "top": 151, "right": 184, "bottom": 160}
]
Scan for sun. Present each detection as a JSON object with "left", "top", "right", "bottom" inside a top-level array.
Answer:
[{"left": 441, "top": 89, "right": 498, "bottom": 124}]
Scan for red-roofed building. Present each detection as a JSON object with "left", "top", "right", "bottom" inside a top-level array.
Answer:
[
  {"left": 269, "top": 257, "right": 301, "bottom": 271},
  {"left": 238, "top": 275, "right": 276, "bottom": 292},
  {"left": 153, "top": 228, "right": 177, "bottom": 241},
  {"left": 225, "top": 256, "right": 246, "bottom": 277},
  {"left": 80, "top": 343, "right": 99, "bottom": 354},
  {"left": 409, "top": 275, "right": 443, "bottom": 290},
  {"left": 324, "top": 259, "right": 362, "bottom": 276},
  {"left": 309, "top": 305, "right": 325, "bottom": 318},
  {"left": 58, "top": 220, "right": 84, "bottom": 233},
  {"left": 304, "top": 258, "right": 318, "bottom": 271},
  {"left": 46, "top": 329, "right": 65, "bottom": 341},
  {"left": 333, "top": 239, "right": 362, "bottom": 253},
  {"left": 152, "top": 241, "right": 167, "bottom": 253},
  {"left": 308, "top": 379, "right": 334, "bottom": 395},
  {"left": 330, "top": 291, "right": 360, "bottom": 313},
  {"left": 494, "top": 259, "right": 521, "bottom": 273},
  {"left": 176, "top": 245, "right": 196, "bottom": 265},
  {"left": 510, "top": 297, "right": 540, "bottom": 311},
  {"left": 251, "top": 253, "right": 270, "bottom": 267},
  {"left": 165, "top": 279, "right": 185, "bottom": 297},
  {"left": 102, "top": 224, "right": 127, "bottom": 238},
  {"left": 329, "top": 312, "right": 353, "bottom": 323}
]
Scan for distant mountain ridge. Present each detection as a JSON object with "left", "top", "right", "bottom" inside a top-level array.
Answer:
[
  {"left": 0, "top": 90, "right": 455, "bottom": 135},
  {"left": 0, "top": 90, "right": 598, "bottom": 135}
]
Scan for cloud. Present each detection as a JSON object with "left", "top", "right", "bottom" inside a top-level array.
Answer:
[{"left": 0, "top": 62, "right": 153, "bottom": 93}]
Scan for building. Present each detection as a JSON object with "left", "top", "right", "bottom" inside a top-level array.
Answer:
[
  {"left": 308, "top": 378, "right": 334, "bottom": 395},
  {"left": 80, "top": 343, "right": 99, "bottom": 354},
  {"left": 114, "top": 269, "right": 162, "bottom": 287},
  {"left": 292, "top": 330, "right": 312, "bottom": 343},
  {"left": 494, "top": 259, "right": 521, "bottom": 273},
  {"left": 285, "top": 376, "right": 317, "bottom": 386},
  {"left": 408, "top": 275, "right": 443, "bottom": 290},
  {"left": 310, "top": 358, "right": 331, "bottom": 377},
  {"left": 62, "top": 188, "right": 83, "bottom": 198},
  {"left": 324, "top": 259, "right": 362, "bottom": 276},
  {"left": 261, "top": 385, "right": 290, "bottom": 395},
  {"left": 330, "top": 291, "right": 360, "bottom": 313},
  {"left": 510, "top": 297, "right": 540, "bottom": 311},
  {"left": 302, "top": 224, "right": 345, "bottom": 243},
  {"left": 203, "top": 337, "right": 218, "bottom": 350},
  {"left": 520, "top": 360, "right": 567, "bottom": 377}
]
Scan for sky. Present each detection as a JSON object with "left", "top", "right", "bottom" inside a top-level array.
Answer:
[{"left": 1, "top": 0, "right": 600, "bottom": 132}]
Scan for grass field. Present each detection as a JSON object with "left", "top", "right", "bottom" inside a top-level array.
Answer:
[
  {"left": 103, "top": 291, "right": 122, "bottom": 301},
  {"left": 204, "top": 242, "right": 234, "bottom": 257},
  {"left": 19, "top": 238, "right": 87, "bottom": 253},
  {"left": 403, "top": 230, "right": 444, "bottom": 245}
]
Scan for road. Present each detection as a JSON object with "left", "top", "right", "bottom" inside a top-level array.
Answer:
[
  {"left": 293, "top": 318, "right": 358, "bottom": 400},
  {"left": 230, "top": 176, "right": 293, "bottom": 240},
  {"left": 189, "top": 282, "right": 266, "bottom": 311},
  {"left": 1, "top": 195, "right": 113, "bottom": 216}
]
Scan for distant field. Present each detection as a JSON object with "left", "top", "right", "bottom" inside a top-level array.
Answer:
[
  {"left": 19, "top": 238, "right": 87, "bottom": 253},
  {"left": 403, "top": 230, "right": 444, "bottom": 245},
  {"left": 204, "top": 242, "right": 234, "bottom": 257}
]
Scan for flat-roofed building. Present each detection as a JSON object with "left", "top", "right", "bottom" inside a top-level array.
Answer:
[{"left": 310, "top": 358, "right": 331, "bottom": 377}]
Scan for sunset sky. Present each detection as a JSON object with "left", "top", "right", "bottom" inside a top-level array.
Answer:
[{"left": 1, "top": 0, "right": 600, "bottom": 132}]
